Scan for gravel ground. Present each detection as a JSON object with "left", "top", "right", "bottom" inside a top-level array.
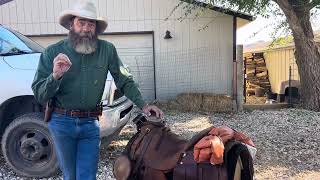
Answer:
[{"left": 0, "top": 108, "right": 319, "bottom": 180}]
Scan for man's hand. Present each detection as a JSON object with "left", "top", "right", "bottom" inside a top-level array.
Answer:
[
  {"left": 142, "top": 104, "right": 164, "bottom": 119},
  {"left": 53, "top": 53, "right": 72, "bottom": 80}
]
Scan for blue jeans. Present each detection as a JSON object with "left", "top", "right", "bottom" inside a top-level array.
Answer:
[{"left": 48, "top": 112, "right": 100, "bottom": 180}]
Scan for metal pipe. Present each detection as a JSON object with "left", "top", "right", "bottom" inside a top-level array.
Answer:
[{"left": 288, "top": 66, "right": 292, "bottom": 107}]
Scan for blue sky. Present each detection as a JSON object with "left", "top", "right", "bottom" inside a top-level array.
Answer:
[{"left": 237, "top": 16, "right": 274, "bottom": 45}]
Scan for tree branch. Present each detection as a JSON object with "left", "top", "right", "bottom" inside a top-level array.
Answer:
[
  {"left": 307, "top": 0, "right": 320, "bottom": 10},
  {"left": 273, "top": 0, "right": 304, "bottom": 34}
]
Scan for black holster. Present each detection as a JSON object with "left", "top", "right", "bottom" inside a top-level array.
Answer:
[{"left": 44, "top": 98, "right": 55, "bottom": 122}]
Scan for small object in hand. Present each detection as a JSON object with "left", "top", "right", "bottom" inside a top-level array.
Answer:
[{"left": 53, "top": 53, "right": 72, "bottom": 80}]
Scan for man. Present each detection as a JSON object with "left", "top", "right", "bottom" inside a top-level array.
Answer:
[{"left": 31, "top": 1, "right": 163, "bottom": 180}]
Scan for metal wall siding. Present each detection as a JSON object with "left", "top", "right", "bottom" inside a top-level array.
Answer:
[
  {"left": 264, "top": 48, "right": 300, "bottom": 94},
  {"left": 1, "top": 0, "right": 234, "bottom": 100}
]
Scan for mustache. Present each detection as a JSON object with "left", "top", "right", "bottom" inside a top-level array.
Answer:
[
  {"left": 69, "top": 29, "right": 97, "bottom": 41},
  {"left": 78, "top": 31, "right": 95, "bottom": 38}
]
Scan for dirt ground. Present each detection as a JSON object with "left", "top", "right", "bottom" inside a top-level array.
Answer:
[{"left": 1, "top": 107, "right": 318, "bottom": 180}]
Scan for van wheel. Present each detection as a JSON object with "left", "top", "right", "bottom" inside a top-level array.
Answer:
[{"left": 1, "top": 113, "right": 59, "bottom": 178}]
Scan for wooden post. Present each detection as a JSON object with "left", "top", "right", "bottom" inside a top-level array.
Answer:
[{"left": 237, "top": 45, "right": 244, "bottom": 111}]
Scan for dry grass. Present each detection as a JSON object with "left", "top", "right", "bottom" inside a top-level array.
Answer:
[
  {"left": 202, "top": 93, "right": 232, "bottom": 112},
  {"left": 156, "top": 93, "right": 232, "bottom": 113},
  {"left": 176, "top": 93, "right": 203, "bottom": 111},
  {"left": 245, "top": 95, "right": 267, "bottom": 104}
]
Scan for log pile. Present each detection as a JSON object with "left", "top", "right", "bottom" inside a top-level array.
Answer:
[{"left": 244, "top": 52, "right": 271, "bottom": 97}]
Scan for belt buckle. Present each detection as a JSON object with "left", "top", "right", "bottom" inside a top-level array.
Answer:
[{"left": 70, "top": 110, "right": 80, "bottom": 117}]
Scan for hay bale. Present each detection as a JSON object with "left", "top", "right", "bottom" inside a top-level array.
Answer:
[
  {"left": 201, "top": 94, "right": 232, "bottom": 112},
  {"left": 155, "top": 93, "right": 233, "bottom": 113},
  {"left": 176, "top": 93, "right": 203, "bottom": 111},
  {"left": 154, "top": 99, "right": 180, "bottom": 111}
]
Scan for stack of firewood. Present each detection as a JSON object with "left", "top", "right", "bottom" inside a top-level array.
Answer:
[{"left": 244, "top": 52, "right": 271, "bottom": 96}]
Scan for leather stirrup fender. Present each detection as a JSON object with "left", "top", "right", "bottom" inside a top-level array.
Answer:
[{"left": 113, "top": 155, "right": 132, "bottom": 180}]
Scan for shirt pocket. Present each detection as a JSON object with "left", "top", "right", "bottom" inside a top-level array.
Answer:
[{"left": 90, "top": 63, "right": 108, "bottom": 87}]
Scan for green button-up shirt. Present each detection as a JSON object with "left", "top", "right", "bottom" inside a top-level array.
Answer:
[{"left": 31, "top": 39, "right": 145, "bottom": 110}]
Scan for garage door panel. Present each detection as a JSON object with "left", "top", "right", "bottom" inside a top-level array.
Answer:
[
  {"left": 102, "top": 34, "right": 155, "bottom": 101},
  {"left": 101, "top": 34, "right": 153, "bottom": 48},
  {"left": 140, "top": 90, "right": 155, "bottom": 101},
  {"left": 117, "top": 48, "right": 153, "bottom": 55},
  {"left": 129, "top": 67, "right": 154, "bottom": 73},
  {"left": 134, "top": 79, "right": 154, "bottom": 88},
  {"left": 131, "top": 73, "right": 154, "bottom": 86},
  {"left": 119, "top": 55, "right": 153, "bottom": 67}
]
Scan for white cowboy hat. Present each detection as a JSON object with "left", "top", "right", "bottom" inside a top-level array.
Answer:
[{"left": 58, "top": 0, "right": 107, "bottom": 34}]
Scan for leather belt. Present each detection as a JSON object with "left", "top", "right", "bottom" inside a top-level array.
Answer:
[{"left": 53, "top": 107, "right": 102, "bottom": 118}]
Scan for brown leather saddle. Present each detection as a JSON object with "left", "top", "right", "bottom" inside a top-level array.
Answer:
[
  {"left": 113, "top": 114, "right": 253, "bottom": 180},
  {"left": 129, "top": 114, "right": 215, "bottom": 170}
]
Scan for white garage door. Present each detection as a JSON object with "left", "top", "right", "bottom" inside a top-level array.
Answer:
[
  {"left": 100, "top": 34, "right": 155, "bottom": 102},
  {"left": 30, "top": 33, "right": 155, "bottom": 102}
]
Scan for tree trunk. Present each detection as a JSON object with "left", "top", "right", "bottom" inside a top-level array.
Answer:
[{"left": 274, "top": 0, "right": 320, "bottom": 111}]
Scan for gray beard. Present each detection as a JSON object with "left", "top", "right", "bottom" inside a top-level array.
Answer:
[{"left": 69, "top": 30, "right": 98, "bottom": 54}]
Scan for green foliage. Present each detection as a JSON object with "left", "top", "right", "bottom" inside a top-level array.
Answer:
[
  {"left": 268, "top": 35, "right": 294, "bottom": 48},
  {"left": 173, "top": 0, "right": 320, "bottom": 39},
  {"left": 180, "top": 0, "right": 271, "bottom": 15}
]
